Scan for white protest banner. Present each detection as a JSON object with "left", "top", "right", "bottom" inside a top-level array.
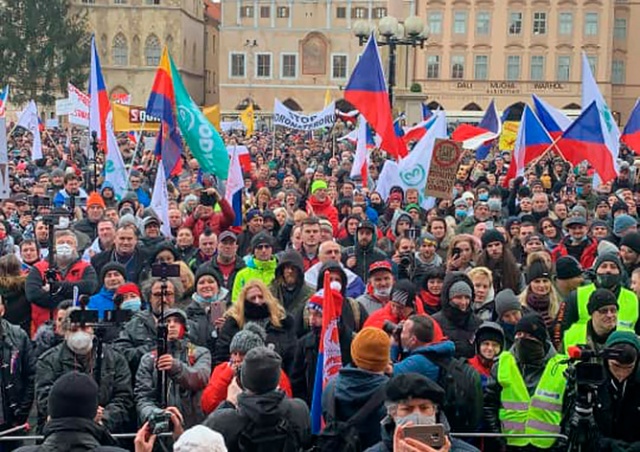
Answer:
[
  {"left": 0, "top": 118, "right": 8, "bottom": 199},
  {"left": 273, "top": 99, "right": 335, "bottom": 131},
  {"left": 55, "top": 98, "right": 74, "bottom": 116},
  {"left": 425, "top": 139, "right": 463, "bottom": 199},
  {"left": 68, "top": 83, "right": 90, "bottom": 127}
]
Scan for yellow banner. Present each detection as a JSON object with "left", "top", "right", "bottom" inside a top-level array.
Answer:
[
  {"left": 203, "top": 104, "right": 220, "bottom": 130},
  {"left": 112, "top": 103, "right": 161, "bottom": 132},
  {"left": 499, "top": 121, "right": 520, "bottom": 151}
]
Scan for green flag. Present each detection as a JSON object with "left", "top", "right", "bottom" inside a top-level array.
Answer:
[{"left": 169, "top": 54, "right": 229, "bottom": 179}]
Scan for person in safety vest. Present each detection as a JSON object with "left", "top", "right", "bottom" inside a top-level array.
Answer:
[
  {"left": 562, "top": 288, "right": 618, "bottom": 353},
  {"left": 484, "top": 313, "right": 568, "bottom": 452},
  {"left": 562, "top": 252, "right": 640, "bottom": 336}
]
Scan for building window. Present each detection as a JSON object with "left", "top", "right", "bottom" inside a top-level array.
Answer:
[
  {"left": 508, "top": 12, "right": 523, "bottom": 35},
  {"left": 336, "top": 7, "right": 346, "bottom": 19},
  {"left": 587, "top": 55, "right": 597, "bottom": 75},
  {"left": 558, "top": 12, "right": 573, "bottom": 35},
  {"left": 453, "top": 11, "right": 467, "bottom": 34},
  {"left": 427, "top": 55, "right": 440, "bottom": 79},
  {"left": 474, "top": 55, "right": 488, "bottom": 80},
  {"left": 81, "top": 0, "right": 95, "bottom": 4},
  {"left": 241, "top": 6, "right": 254, "bottom": 18},
  {"left": 585, "top": 12, "right": 598, "bottom": 36},
  {"left": 530, "top": 55, "right": 545, "bottom": 81},
  {"left": 506, "top": 55, "right": 521, "bottom": 80},
  {"left": 332, "top": 54, "right": 348, "bottom": 79},
  {"left": 557, "top": 56, "right": 571, "bottom": 81},
  {"left": 373, "top": 7, "right": 386, "bottom": 19},
  {"left": 476, "top": 11, "right": 490, "bottom": 36},
  {"left": 260, "top": 6, "right": 270, "bottom": 18},
  {"left": 428, "top": 12, "right": 442, "bottom": 35},
  {"left": 114, "top": 0, "right": 127, "bottom": 4},
  {"left": 256, "top": 53, "right": 272, "bottom": 78},
  {"left": 614, "top": 18, "right": 627, "bottom": 40},
  {"left": 352, "top": 7, "right": 367, "bottom": 19},
  {"left": 533, "top": 12, "right": 546, "bottom": 35},
  {"left": 145, "top": 0, "right": 160, "bottom": 4},
  {"left": 451, "top": 55, "right": 465, "bottom": 79},
  {"left": 144, "top": 34, "right": 161, "bottom": 66},
  {"left": 281, "top": 54, "right": 297, "bottom": 79},
  {"left": 230, "top": 53, "right": 245, "bottom": 78},
  {"left": 277, "top": 7, "right": 290, "bottom": 18},
  {"left": 112, "top": 33, "right": 128, "bottom": 66},
  {"left": 612, "top": 60, "right": 625, "bottom": 84}
]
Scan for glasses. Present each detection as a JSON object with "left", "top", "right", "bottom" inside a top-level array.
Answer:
[
  {"left": 597, "top": 306, "right": 617, "bottom": 315},
  {"left": 152, "top": 292, "right": 175, "bottom": 298},
  {"left": 255, "top": 244, "right": 271, "bottom": 250}
]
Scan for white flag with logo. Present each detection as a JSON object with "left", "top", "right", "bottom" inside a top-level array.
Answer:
[
  {"left": 16, "top": 100, "right": 43, "bottom": 160},
  {"left": 150, "top": 163, "right": 172, "bottom": 238}
]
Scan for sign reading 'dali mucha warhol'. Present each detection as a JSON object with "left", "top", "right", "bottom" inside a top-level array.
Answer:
[
  {"left": 425, "top": 139, "right": 464, "bottom": 200},
  {"left": 273, "top": 99, "right": 336, "bottom": 131}
]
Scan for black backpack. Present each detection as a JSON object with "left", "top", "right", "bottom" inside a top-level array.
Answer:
[
  {"left": 237, "top": 417, "right": 301, "bottom": 452},
  {"left": 316, "top": 384, "right": 387, "bottom": 452},
  {"left": 421, "top": 351, "right": 484, "bottom": 432}
]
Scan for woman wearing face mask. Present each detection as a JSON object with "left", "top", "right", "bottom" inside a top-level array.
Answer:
[
  {"left": 186, "top": 267, "right": 229, "bottom": 356},
  {"left": 214, "top": 280, "right": 296, "bottom": 373},
  {"left": 114, "top": 283, "right": 143, "bottom": 312}
]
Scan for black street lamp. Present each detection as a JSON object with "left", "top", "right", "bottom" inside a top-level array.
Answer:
[{"left": 354, "top": 16, "right": 429, "bottom": 108}]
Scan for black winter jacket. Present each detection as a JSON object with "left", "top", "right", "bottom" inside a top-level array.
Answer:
[{"left": 342, "top": 238, "right": 388, "bottom": 281}]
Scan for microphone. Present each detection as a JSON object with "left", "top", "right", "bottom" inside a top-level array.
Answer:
[{"left": 567, "top": 345, "right": 583, "bottom": 360}]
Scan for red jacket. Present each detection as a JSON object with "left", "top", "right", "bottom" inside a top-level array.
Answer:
[
  {"left": 467, "top": 355, "right": 492, "bottom": 377},
  {"left": 307, "top": 196, "right": 339, "bottom": 232},
  {"left": 363, "top": 301, "right": 445, "bottom": 342},
  {"left": 551, "top": 236, "right": 598, "bottom": 269},
  {"left": 201, "top": 361, "right": 293, "bottom": 415},
  {"left": 183, "top": 199, "right": 236, "bottom": 246}
]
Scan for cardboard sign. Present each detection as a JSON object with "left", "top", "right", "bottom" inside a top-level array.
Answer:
[{"left": 425, "top": 139, "right": 463, "bottom": 199}]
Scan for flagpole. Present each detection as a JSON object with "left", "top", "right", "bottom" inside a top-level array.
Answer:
[{"left": 124, "top": 116, "right": 148, "bottom": 190}]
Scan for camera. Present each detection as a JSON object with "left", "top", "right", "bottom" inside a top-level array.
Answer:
[
  {"left": 200, "top": 190, "right": 218, "bottom": 207},
  {"left": 383, "top": 320, "right": 404, "bottom": 343},
  {"left": 151, "top": 263, "right": 181, "bottom": 279},
  {"left": 148, "top": 410, "right": 173, "bottom": 435},
  {"left": 399, "top": 252, "right": 414, "bottom": 268}
]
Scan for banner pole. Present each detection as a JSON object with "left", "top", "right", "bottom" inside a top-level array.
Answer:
[{"left": 124, "top": 116, "right": 148, "bottom": 191}]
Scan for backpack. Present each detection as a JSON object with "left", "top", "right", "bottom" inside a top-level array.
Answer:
[
  {"left": 420, "top": 351, "right": 484, "bottom": 432},
  {"left": 238, "top": 417, "right": 301, "bottom": 452},
  {"left": 316, "top": 384, "right": 387, "bottom": 452}
]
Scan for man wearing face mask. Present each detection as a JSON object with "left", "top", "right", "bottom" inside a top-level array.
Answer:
[
  {"left": 457, "top": 200, "right": 491, "bottom": 235},
  {"left": 35, "top": 307, "right": 133, "bottom": 433},
  {"left": 369, "top": 373, "right": 478, "bottom": 452},
  {"left": 562, "top": 252, "right": 640, "bottom": 337},
  {"left": 551, "top": 216, "right": 598, "bottom": 269},
  {"left": 26, "top": 230, "right": 98, "bottom": 335},
  {"left": 484, "top": 313, "right": 569, "bottom": 452},
  {"left": 135, "top": 308, "right": 211, "bottom": 429},
  {"left": 357, "top": 261, "right": 396, "bottom": 314}
]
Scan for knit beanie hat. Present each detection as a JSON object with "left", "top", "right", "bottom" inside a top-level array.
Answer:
[
  {"left": 386, "top": 373, "right": 444, "bottom": 406},
  {"left": 48, "top": 371, "right": 99, "bottom": 420},
  {"left": 351, "top": 327, "right": 391, "bottom": 373},
  {"left": 391, "top": 280, "right": 417, "bottom": 308},
  {"left": 251, "top": 232, "right": 273, "bottom": 251},
  {"left": 100, "top": 262, "right": 127, "bottom": 283},
  {"left": 448, "top": 280, "right": 473, "bottom": 300},
  {"left": 241, "top": 346, "right": 282, "bottom": 394},
  {"left": 597, "top": 240, "right": 620, "bottom": 257},
  {"left": 515, "top": 313, "right": 548, "bottom": 344},
  {"left": 606, "top": 331, "right": 640, "bottom": 351},
  {"left": 230, "top": 323, "right": 266, "bottom": 355},
  {"left": 194, "top": 266, "right": 224, "bottom": 288},
  {"left": 587, "top": 288, "right": 619, "bottom": 315},
  {"left": 475, "top": 321, "right": 505, "bottom": 352},
  {"left": 621, "top": 232, "right": 640, "bottom": 255},
  {"left": 311, "top": 180, "right": 328, "bottom": 194},
  {"left": 115, "top": 282, "right": 141, "bottom": 298},
  {"left": 555, "top": 256, "right": 582, "bottom": 280},
  {"left": 495, "top": 289, "right": 522, "bottom": 317},
  {"left": 481, "top": 229, "right": 505, "bottom": 249},
  {"left": 86, "top": 192, "right": 106, "bottom": 209},
  {"left": 245, "top": 209, "right": 263, "bottom": 222},
  {"left": 594, "top": 252, "right": 623, "bottom": 274},
  {"left": 614, "top": 214, "right": 637, "bottom": 236},
  {"left": 174, "top": 425, "right": 227, "bottom": 452},
  {"left": 526, "top": 260, "right": 551, "bottom": 284},
  {"left": 612, "top": 201, "right": 629, "bottom": 217}
]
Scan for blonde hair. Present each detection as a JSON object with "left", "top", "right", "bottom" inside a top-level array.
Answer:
[
  {"left": 518, "top": 280, "right": 561, "bottom": 319},
  {"left": 226, "top": 279, "right": 286, "bottom": 328},
  {"left": 468, "top": 266, "right": 493, "bottom": 285},
  {"left": 177, "top": 261, "right": 195, "bottom": 293},
  {"left": 526, "top": 251, "right": 553, "bottom": 272}
]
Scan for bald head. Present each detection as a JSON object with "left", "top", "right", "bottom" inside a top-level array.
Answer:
[{"left": 319, "top": 240, "right": 341, "bottom": 263}]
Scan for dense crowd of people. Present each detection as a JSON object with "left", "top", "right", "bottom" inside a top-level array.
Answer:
[{"left": 0, "top": 118, "right": 640, "bottom": 452}]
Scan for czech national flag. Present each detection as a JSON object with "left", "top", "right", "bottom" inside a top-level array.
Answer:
[
  {"left": 146, "top": 48, "right": 183, "bottom": 177},
  {"left": 556, "top": 101, "right": 617, "bottom": 183},
  {"left": 531, "top": 94, "right": 571, "bottom": 139},
  {"left": 337, "top": 109, "right": 359, "bottom": 124},
  {"left": 310, "top": 272, "right": 343, "bottom": 434},
  {"left": 89, "top": 36, "right": 112, "bottom": 153},
  {"left": 622, "top": 100, "right": 640, "bottom": 154},
  {"left": 452, "top": 99, "right": 501, "bottom": 153},
  {"left": 0, "top": 85, "right": 9, "bottom": 118},
  {"left": 504, "top": 106, "right": 553, "bottom": 187},
  {"left": 344, "top": 35, "right": 406, "bottom": 159},
  {"left": 422, "top": 103, "right": 433, "bottom": 121},
  {"left": 402, "top": 115, "right": 438, "bottom": 145}
]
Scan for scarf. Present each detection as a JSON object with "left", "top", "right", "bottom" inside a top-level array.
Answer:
[{"left": 526, "top": 292, "right": 552, "bottom": 327}]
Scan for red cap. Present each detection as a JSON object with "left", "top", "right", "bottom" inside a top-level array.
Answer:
[
  {"left": 369, "top": 260, "right": 392, "bottom": 275},
  {"left": 115, "top": 283, "right": 140, "bottom": 298}
]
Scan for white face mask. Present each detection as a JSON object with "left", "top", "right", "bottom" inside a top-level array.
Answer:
[
  {"left": 373, "top": 287, "right": 392, "bottom": 299},
  {"left": 330, "top": 280, "right": 342, "bottom": 292},
  {"left": 395, "top": 413, "right": 436, "bottom": 427},
  {"left": 56, "top": 244, "right": 74, "bottom": 258},
  {"left": 66, "top": 331, "right": 93, "bottom": 355}
]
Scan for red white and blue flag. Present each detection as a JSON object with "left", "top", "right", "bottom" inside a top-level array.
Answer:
[
  {"left": 310, "top": 272, "right": 343, "bottom": 434},
  {"left": 556, "top": 101, "right": 617, "bottom": 183},
  {"left": 451, "top": 99, "right": 501, "bottom": 153},
  {"left": 89, "top": 36, "right": 112, "bottom": 153},
  {"left": 0, "top": 85, "right": 9, "bottom": 118},
  {"left": 344, "top": 35, "right": 406, "bottom": 159},
  {"left": 401, "top": 115, "right": 438, "bottom": 145},
  {"left": 531, "top": 94, "right": 571, "bottom": 139},
  {"left": 504, "top": 106, "right": 553, "bottom": 187},
  {"left": 622, "top": 100, "right": 640, "bottom": 154},
  {"left": 225, "top": 147, "right": 244, "bottom": 227}
]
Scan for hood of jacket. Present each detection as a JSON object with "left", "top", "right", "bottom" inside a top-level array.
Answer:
[
  {"left": 334, "top": 365, "right": 388, "bottom": 405},
  {"left": 0, "top": 274, "right": 26, "bottom": 293},
  {"left": 315, "top": 261, "right": 347, "bottom": 298},
  {"left": 308, "top": 194, "right": 333, "bottom": 210},
  {"left": 389, "top": 210, "right": 413, "bottom": 237},
  {"left": 41, "top": 417, "right": 120, "bottom": 450},
  {"left": 236, "top": 390, "right": 288, "bottom": 425},
  {"left": 275, "top": 250, "right": 305, "bottom": 283},
  {"left": 440, "top": 272, "right": 475, "bottom": 325}
]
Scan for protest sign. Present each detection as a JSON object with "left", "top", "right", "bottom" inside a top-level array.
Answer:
[
  {"left": 68, "top": 84, "right": 89, "bottom": 127},
  {"left": 425, "top": 139, "right": 463, "bottom": 199},
  {"left": 112, "top": 103, "right": 161, "bottom": 132},
  {"left": 273, "top": 99, "right": 335, "bottom": 131}
]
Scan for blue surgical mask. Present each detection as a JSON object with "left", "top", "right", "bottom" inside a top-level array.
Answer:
[
  {"left": 478, "top": 193, "right": 489, "bottom": 202},
  {"left": 121, "top": 298, "right": 141, "bottom": 311},
  {"left": 576, "top": 187, "right": 584, "bottom": 196},
  {"left": 455, "top": 209, "right": 468, "bottom": 219}
]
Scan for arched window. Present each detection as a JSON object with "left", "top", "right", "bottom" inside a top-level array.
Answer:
[
  {"left": 145, "top": 34, "right": 161, "bottom": 66},
  {"left": 112, "top": 33, "right": 128, "bottom": 66}
]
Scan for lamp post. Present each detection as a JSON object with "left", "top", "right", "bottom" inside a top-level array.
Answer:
[{"left": 353, "top": 16, "right": 428, "bottom": 108}]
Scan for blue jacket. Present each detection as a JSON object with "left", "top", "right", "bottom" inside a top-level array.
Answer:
[
  {"left": 322, "top": 365, "right": 388, "bottom": 449},
  {"left": 393, "top": 340, "right": 455, "bottom": 382},
  {"left": 88, "top": 287, "right": 115, "bottom": 320}
]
